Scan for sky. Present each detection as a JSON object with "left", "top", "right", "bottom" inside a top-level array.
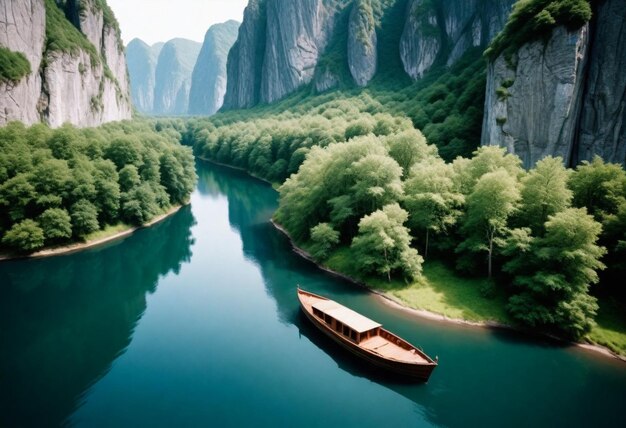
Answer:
[{"left": 107, "top": 0, "right": 248, "bottom": 46}]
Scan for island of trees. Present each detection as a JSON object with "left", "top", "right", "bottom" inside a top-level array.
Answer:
[{"left": 0, "top": 120, "right": 196, "bottom": 254}]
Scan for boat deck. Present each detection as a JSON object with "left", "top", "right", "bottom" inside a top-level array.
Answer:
[{"left": 360, "top": 336, "right": 429, "bottom": 363}]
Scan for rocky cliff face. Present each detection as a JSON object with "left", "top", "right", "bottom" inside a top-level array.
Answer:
[
  {"left": 153, "top": 39, "right": 201, "bottom": 115},
  {"left": 126, "top": 39, "right": 162, "bottom": 113},
  {"left": 348, "top": 0, "right": 377, "bottom": 87},
  {"left": 482, "top": 0, "right": 626, "bottom": 167},
  {"left": 575, "top": 0, "right": 626, "bottom": 165},
  {"left": 0, "top": 0, "right": 132, "bottom": 127},
  {"left": 222, "top": 0, "right": 267, "bottom": 110},
  {"left": 0, "top": 0, "right": 46, "bottom": 125},
  {"left": 482, "top": 25, "right": 590, "bottom": 168},
  {"left": 188, "top": 21, "right": 240, "bottom": 116},
  {"left": 400, "top": 0, "right": 515, "bottom": 80}
]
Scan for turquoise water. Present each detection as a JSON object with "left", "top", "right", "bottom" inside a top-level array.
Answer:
[{"left": 1, "top": 161, "right": 625, "bottom": 427}]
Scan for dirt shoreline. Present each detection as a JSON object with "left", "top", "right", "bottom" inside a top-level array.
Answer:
[
  {"left": 0, "top": 204, "right": 185, "bottom": 262},
  {"left": 270, "top": 219, "right": 626, "bottom": 363}
]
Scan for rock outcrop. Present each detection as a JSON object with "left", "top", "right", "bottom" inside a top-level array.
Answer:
[
  {"left": 482, "top": 25, "right": 590, "bottom": 168},
  {"left": 126, "top": 39, "right": 162, "bottom": 113},
  {"left": 222, "top": 0, "right": 267, "bottom": 110},
  {"left": 188, "top": 20, "right": 239, "bottom": 116},
  {"left": 348, "top": 0, "right": 377, "bottom": 87},
  {"left": 153, "top": 39, "right": 201, "bottom": 115},
  {"left": 482, "top": 0, "right": 626, "bottom": 167},
  {"left": 0, "top": 0, "right": 132, "bottom": 127},
  {"left": 0, "top": 0, "right": 46, "bottom": 125},
  {"left": 400, "top": 0, "right": 515, "bottom": 80},
  {"left": 575, "top": 0, "right": 626, "bottom": 165}
]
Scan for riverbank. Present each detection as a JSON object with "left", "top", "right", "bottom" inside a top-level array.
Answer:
[
  {"left": 0, "top": 204, "right": 185, "bottom": 262},
  {"left": 271, "top": 219, "right": 626, "bottom": 362},
  {"left": 197, "top": 156, "right": 278, "bottom": 188}
]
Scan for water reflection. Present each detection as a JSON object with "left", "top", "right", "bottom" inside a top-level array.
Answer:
[{"left": 0, "top": 207, "right": 196, "bottom": 427}]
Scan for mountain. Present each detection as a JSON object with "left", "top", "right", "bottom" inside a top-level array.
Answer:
[
  {"left": 126, "top": 39, "right": 163, "bottom": 113},
  {"left": 222, "top": 0, "right": 516, "bottom": 110},
  {"left": 153, "top": 38, "right": 201, "bottom": 115},
  {"left": 482, "top": 0, "right": 626, "bottom": 167},
  {"left": 0, "top": 0, "right": 131, "bottom": 127},
  {"left": 188, "top": 20, "right": 240, "bottom": 116}
]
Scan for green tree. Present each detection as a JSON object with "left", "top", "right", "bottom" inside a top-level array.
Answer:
[
  {"left": 309, "top": 223, "right": 340, "bottom": 260},
  {"left": 505, "top": 208, "right": 605, "bottom": 339},
  {"left": 38, "top": 208, "right": 72, "bottom": 241},
  {"left": 71, "top": 199, "right": 100, "bottom": 237},
  {"left": 518, "top": 156, "right": 572, "bottom": 233},
  {"left": 386, "top": 129, "right": 437, "bottom": 177},
  {"left": 457, "top": 168, "right": 521, "bottom": 277},
  {"left": 404, "top": 159, "right": 464, "bottom": 258},
  {"left": 351, "top": 204, "right": 423, "bottom": 282},
  {"left": 119, "top": 164, "right": 141, "bottom": 192},
  {"left": 2, "top": 219, "right": 45, "bottom": 252},
  {"left": 349, "top": 154, "right": 404, "bottom": 214},
  {"left": 453, "top": 146, "right": 523, "bottom": 195},
  {"left": 569, "top": 156, "right": 626, "bottom": 221}
]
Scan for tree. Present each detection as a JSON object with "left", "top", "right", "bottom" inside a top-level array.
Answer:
[
  {"left": 386, "top": 129, "right": 437, "bottom": 177},
  {"left": 403, "top": 159, "right": 464, "bottom": 258},
  {"left": 505, "top": 208, "right": 605, "bottom": 339},
  {"left": 518, "top": 156, "right": 572, "bottom": 233},
  {"left": 38, "top": 208, "right": 72, "bottom": 241},
  {"left": 71, "top": 200, "right": 100, "bottom": 237},
  {"left": 2, "top": 219, "right": 45, "bottom": 252},
  {"left": 453, "top": 146, "right": 523, "bottom": 195},
  {"left": 569, "top": 156, "right": 626, "bottom": 221},
  {"left": 309, "top": 223, "right": 340, "bottom": 260},
  {"left": 349, "top": 154, "right": 404, "bottom": 214},
  {"left": 457, "top": 168, "right": 521, "bottom": 277},
  {"left": 351, "top": 204, "right": 423, "bottom": 282}
]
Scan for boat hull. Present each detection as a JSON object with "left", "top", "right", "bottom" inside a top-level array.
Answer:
[{"left": 298, "top": 291, "right": 436, "bottom": 382}]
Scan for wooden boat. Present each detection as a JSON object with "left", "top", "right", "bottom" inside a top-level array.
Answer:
[{"left": 297, "top": 287, "right": 437, "bottom": 382}]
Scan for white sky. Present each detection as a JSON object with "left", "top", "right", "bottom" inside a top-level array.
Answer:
[{"left": 107, "top": 0, "right": 248, "bottom": 46}]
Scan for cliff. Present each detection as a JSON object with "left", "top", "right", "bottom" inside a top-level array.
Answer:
[
  {"left": 188, "top": 20, "right": 239, "bottom": 116},
  {"left": 153, "top": 38, "right": 201, "bottom": 115},
  {"left": 400, "top": 0, "right": 515, "bottom": 80},
  {"left": 0, "top": 0, "right": 131, "bottom": 127},
  {"left": 482, "top": 0, "right": 626, "bottom": 167},
  {"left": 222, "top": 0, "right": 514, "bottom": 109},
  {"left": 126, "top": 39, "right": 163, "bottom": 114}
]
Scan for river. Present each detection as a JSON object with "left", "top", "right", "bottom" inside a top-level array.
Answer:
[{"left": 1, "top": 160, "right": 625, "bottom": 428}]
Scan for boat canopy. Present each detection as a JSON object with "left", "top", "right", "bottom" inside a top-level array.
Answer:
[{"left": 312, "top": 300, "right": 381, "bottom": 333}]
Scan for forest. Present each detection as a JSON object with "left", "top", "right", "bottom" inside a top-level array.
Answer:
[
  {"left": 0, "top": 120, "right": 196, "bottom": 253},
  {"left": 186, "top": 91, "right": 626, "bottom": 349}
]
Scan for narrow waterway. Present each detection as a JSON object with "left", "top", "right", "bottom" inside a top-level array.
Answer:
[{"left": 1, "top": 160, "right": 625, "bottom": 428}]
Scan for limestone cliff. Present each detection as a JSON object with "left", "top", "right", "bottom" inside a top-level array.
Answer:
[
  {"left": 0, "top": 0, "right": 132, "bottom": 127},
  {"left": 126, "top": 39, "right": 162, "bottom": 114},
  {"left": 348, "top": 0, "right": 377, "bottom": 87},
  {"left": 575, "top": 0, "right": 626, "bottom": 165},
  {"left": 153, "top": 39, "right": 201, "bottom": 116},
  {"left": 399, "top": 0, "right": 515, "bottom": 80},
  {"left": 482, "top": 0, "right": 626, "bottom": 167},
  {"left": 188, "top": 20, "right": 240, "bottom": 116}
]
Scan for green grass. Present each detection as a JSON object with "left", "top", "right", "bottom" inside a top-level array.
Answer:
[
  {"left": 323, "top": 246, "right": 512, "bottom": 324},
  {"left": 0, "top": 47, "right": 31, "bottom": 83},
  {"left": 588, "top": 297, "right": 626, "bottom": 357},
  {"left": 83, "top": 222, "right": 130, "bottom": 242}
]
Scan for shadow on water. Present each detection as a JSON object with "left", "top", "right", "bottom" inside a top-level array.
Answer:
[{"left": 0, "top": 206, "right": 196, "bottom": 428}]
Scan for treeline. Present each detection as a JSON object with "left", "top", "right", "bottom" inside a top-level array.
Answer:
[
  {"left": 187, "top": 48, "right": 488, "bottom": 173},
  {"left": 0, "top": 120, "right": 196, "bottom": 253},
  {"left": 273, "top": 132, "right": 626, "bottom": 340}
]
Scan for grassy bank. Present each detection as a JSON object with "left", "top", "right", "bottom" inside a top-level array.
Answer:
[{"left": 313, "top": 245, "right": 626, "bottom": 357}]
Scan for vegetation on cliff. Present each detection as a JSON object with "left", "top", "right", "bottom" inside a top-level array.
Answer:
[
  {"left": 0, "top": 47, "right": 31, "bottom": 84},
  {"left": 485, "top": 0, "right": 592, "bottom": 61},
  {"left": 0, "top": 121, "right": 196, "bottom": 254}
]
